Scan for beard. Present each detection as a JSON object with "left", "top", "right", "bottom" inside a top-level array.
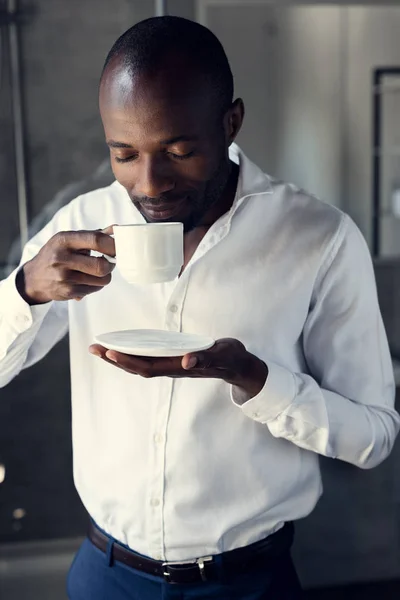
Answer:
[{"left": 130, "top": 153, "right": 232, "bottom": 233}]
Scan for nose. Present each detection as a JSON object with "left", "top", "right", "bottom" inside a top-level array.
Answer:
[{"left": 134, "top": 155, "right": 175, "bottom": 198}]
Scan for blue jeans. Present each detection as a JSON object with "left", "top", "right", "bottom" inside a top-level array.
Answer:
[{"left": 67, "top": 535, "right": 303, "bottom": 600}]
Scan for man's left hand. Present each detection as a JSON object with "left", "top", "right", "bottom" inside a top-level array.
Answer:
[{"left": 89, "top": 338, "right": 268, "bottom": 399}]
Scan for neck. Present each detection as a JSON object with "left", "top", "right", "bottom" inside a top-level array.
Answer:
[
  {"left": 180, "top": 161, "right": 239, "bottom": 274},
  {"left": 194, "top": 160, "right": 239, "bottom": 231}
]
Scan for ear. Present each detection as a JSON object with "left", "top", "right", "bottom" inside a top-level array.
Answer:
[{"left": 224, "top": 98, "right": 245, "bottom": 145}]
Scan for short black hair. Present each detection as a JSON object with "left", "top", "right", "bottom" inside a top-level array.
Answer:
[{"left": 101, "top": 16, "right": 234, "bottom": 116}]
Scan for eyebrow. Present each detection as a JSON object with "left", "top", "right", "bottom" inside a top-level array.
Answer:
[
  {"left": 107, "top": 141, "right": 134, "bottom": 149},
  {"left": 107, "top": 135, "right": 199, "bottom": 149}
]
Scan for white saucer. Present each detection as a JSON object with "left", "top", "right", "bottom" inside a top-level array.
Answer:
[{"left": 94, "top": 329, "right": 215, "bottom": 357}]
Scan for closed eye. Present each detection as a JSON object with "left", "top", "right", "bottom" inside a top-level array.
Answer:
[
  {"left": 114, "top": 155, "right": 138, "bottom": 164},
  {"left": 114, "top": 151, "right": 194, "bottom": 164},
  {"left": 167, "top": 152, "right": 194, "bottom": 161}
]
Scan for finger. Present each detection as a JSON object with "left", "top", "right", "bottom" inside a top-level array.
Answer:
[
  {"left": 104, "top": 352, "right": 179, "bottom": 371},
  {"left": 62, "top": 254, "right": 115, "bottom": 278},
  {"left": 65, "top": 270, "right": 112, "bottom": 287},
  {"left": 89, "top": 345, "right": 127, "bottom": 368},
  {"left": 101, "top": 224, "right": 117, "bottom": 235},
  {"left": 90, "top": 346, "right": 140, "bottom": 365},
  {"left": 89, "top": 344, "right": 108, "bottom": 358},
  {"left": 182, "top": 352, "right": 213, "bottom": 370},
  {"left": 89, "top": 346, "right": 152, "bottom": 376},
  {"left": 56, "top": 230, "right": 116, "bottom": 257},
  {"left": 59, "top": 284, "right": 108, "bottom": 301},
  {"left": 181, "top": 342, "right": 220, "bottom": 371},
  {"left": 89, "top": 345, "right": 132, "bottom": 372},
  {"left": 89, "top": 346, "right": 227, "bottom": 379},
  {"left": 100, "top": 351, "right": 184, "bottom": 378}
]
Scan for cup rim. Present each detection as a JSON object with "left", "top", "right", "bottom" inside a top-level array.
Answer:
[{"left": 114, "top": 222, "right": 183, "bottom": 228}]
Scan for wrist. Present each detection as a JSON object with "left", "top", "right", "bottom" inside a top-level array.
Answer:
[
  {"left": 16, "top": 262, "right": 49, "bottom": 305},
  {"left": 235, "top": 352, "right": 268, "bottom": 399}
]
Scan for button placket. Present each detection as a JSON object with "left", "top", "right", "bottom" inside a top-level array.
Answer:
[
  {"left": 146, "top": 376, "right": 174, "bottom": 560},
  {"left": 165, "top": 276, "right": 188, "bottom": 333}
]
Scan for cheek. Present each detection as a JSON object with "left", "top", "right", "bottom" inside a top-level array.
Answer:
[
  {"left": 175, "top": 158, "right": 217, "bottom": 189},
  {"left": 110, "top": 161, "right": 137, "bottom": 191}
]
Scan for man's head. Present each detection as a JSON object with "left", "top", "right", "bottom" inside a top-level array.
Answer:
[{"left": 99, "top": 16, "right": 244, "bottom": 232}]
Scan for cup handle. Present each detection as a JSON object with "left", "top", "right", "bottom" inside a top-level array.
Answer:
[{"left": 102, "top": 254, "right": 116, "bottom": 264}]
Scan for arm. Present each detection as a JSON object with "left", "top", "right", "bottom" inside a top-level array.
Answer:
[
  {"left": 232, "top": 214, "right": 400, "bottom": 469},
  {"left": 0, "top": 223, "right": 69, "bottom": 388},
  {"left": 0, "top": 205, "right": 115, "bottom": 389}
]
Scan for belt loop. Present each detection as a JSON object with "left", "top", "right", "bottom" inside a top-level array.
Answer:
[{"left": 106, "top": 539, "right": 114, "bottom": 567}]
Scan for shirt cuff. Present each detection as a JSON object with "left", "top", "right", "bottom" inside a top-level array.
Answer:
[
  {"left": 1, "top": 267, "right": 52, "bottom": 334},
  {"left": 231, "top": 360, "right": 297, "bottom": 423}
]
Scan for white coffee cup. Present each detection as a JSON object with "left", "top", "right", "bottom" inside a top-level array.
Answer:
[{"left": 101, "top": 223, "right": 184, "bottom": 284}]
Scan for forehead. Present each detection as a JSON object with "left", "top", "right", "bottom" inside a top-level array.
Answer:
[{"left": 99, "top": 66, "right": 217, "bottom": 143}]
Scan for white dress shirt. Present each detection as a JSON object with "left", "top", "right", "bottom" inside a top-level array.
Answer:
[{"left": 0, "top": 144, "right": 399, "bottom": 561}]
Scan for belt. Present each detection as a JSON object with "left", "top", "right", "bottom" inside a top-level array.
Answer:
[{"left": 88, "top": 520, "right": 294, "bottom": 585}]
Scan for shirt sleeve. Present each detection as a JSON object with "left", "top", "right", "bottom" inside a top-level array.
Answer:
[
  {"left": 231, "top": 214, "right": 400, "bottom": 469},
  {"left": 0, "top": 207, "right": 71, "bottom": 389}
]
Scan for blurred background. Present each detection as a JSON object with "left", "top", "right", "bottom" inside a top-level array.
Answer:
[{"left": 1, "top": 0, "right": 400, "bottom": 598}]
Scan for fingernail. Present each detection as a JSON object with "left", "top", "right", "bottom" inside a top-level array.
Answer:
[
  {"left": 106, "top": 351, "right": 117, "bottom": 362},
  {"left": 187, "top": 356, "right": 198, "bottom": 369},
  {"left": 89, "top": 349, "right": 101, "bottom": 358}
]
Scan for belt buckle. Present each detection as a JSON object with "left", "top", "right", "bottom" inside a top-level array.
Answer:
[{"left": 162, "top": 556, "right": 213, "bottom": 584}]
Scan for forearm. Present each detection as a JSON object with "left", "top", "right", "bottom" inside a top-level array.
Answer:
[
  {"left": 0, "top": 268, "right": 66, "bottom": 388},
  {"left": 233, "top": 362, "right": 400, "bottom": 469}
]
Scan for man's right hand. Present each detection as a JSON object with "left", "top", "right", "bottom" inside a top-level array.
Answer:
[{"left": 16, "top": 230, "right": 116, "bottom": 305}]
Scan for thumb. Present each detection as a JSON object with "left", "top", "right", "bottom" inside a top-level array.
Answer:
[
  {"left": 102, "top": 224, "right": 117, "bottom": 235},
  {"left": 182, "top": 352, "right": 212, "bottom": 370}
]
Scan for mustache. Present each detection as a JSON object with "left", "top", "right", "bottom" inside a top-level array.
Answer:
[{"left": 132, "top": 194, "right": 189, "bottom": 207}]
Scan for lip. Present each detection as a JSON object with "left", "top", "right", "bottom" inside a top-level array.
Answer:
[{"left": 142, "top": 198, "right": 186, "bottom": 220}]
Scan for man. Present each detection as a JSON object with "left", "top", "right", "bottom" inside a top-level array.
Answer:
[{"left": 0, "top": 16, "right": 398, "bottom": 600}]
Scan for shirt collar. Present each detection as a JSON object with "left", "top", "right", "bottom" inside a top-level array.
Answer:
[{"left": 228, "top": 143, "right": 273, "bottom": 201}]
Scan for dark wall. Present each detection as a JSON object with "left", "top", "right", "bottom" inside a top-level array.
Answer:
[
  {"left": 0, "top": 0, "right": 195, "bottom": 543},
  {"left": 0, "top": 0, "right": 195, "bottom": 265},
  {"left": 0, "top": 338, "right": 83, "bottom": 541}
]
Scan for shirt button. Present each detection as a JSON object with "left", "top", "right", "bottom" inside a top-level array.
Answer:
[
  {"left": 16, "top": 315, "right": 30, "bottom": 324},
  {"left": 154, "top": 433, "right": 163, "bottom": 444},
  {"left": 169, "top": 305, "right": 178, "bottom": 313},
  {"left": 253, "top": 412, "right": 260, "bottom": 419},
  {"left": 155, "top": 553, "right": 162, "bottom": 561},
  {"left": 150, "top": 498, "right": 160, "bottom": 507}
]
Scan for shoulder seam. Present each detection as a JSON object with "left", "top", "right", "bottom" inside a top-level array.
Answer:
[{"left": 314, "top": 212, "right": 349, "bottom": 293}]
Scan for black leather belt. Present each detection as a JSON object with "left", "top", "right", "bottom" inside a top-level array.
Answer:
[{"left": 88, "top": 520, "right": 294, "bottom": 584}]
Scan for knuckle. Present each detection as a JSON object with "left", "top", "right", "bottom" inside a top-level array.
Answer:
[
  {"left": 98, "top": 258, "right": 112, "bottom": 277},
  {"left": 60, "top": 283, "right": 74, "bottom": 298},
  {"left": 90, "top": 230, "right": 102, "bottom": 248},
  {"left": 50, "top": 253, "right": 64, "bottom": 269},
  {"left": 92, "top": 258, "right": 104, "bottom": 277},
  {"left": 54, "top": 271, "right": 66, "bottom": 285},
  {"left": 54, "top": 231, "right": 70, "bottom": 248}
]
